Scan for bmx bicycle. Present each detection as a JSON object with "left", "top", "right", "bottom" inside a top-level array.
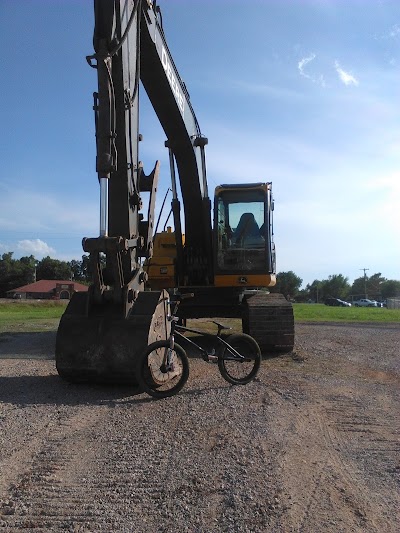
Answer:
[{"left": 138, "top": 293, "right": 261, "bottom": 399}]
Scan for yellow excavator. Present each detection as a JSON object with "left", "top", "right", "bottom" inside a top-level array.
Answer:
[{"left": 56, "top": 0, "right": 294, "bottom": 384}]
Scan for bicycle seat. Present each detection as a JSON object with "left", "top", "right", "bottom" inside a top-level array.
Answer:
[{"left": 211, "top": 320, "right": 232, "bottom": 332}]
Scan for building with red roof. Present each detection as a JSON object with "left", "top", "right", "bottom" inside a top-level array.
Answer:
[{"left": 6, "top": 280, "right": 89, "bottom": 300}]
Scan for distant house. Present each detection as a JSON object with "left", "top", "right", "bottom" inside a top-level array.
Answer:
[{"left": 6, "top": 280, "right": 89, "bottom": 300}]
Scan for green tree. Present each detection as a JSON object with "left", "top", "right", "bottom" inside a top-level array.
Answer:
[
  {"left": 351, "top": 272, "right": 386, "bottom": 299},
  {"left": 69, "top": 255, "right": 91, "bottom": 283},
  {"left": 36, "top": 256, "right": 72, "bottom": 281},
  {"left": 368, "top": 273, "right": 386, "bottom": 294},
  {"left": 271, "top": 271, "right": 303, "bottom": 300},
  {"left": 323, "top": 274, "right": 351, "bottom": 300},
  {"left": 19, "top": 255, "right": 37, "bottom": 284},
  {"left": 0, "top": 252, "right": 38, "bottom": 296},
  {"left": 0, "top": 252, "right": 14, "bottom": 296},
  {"left": 305, "top": 279, "right": 323, "bottom": 303},
  {"left": 351, "top": 276, "right": 367, "bottom": 297},
  {"left": 381, "top": 280, "right": 400, "bottom": 298}
]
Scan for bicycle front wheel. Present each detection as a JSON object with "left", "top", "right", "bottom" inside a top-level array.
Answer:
[
  {"left": 217, "top": 333, "right": 261, "bottom": 385},
  {"left": 139, "top": 340, "right": 189, "bottom": 399}
]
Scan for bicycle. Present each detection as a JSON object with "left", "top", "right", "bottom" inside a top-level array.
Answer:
[{"left": 138, "top": 293, "right": 261, "bottom": 399}]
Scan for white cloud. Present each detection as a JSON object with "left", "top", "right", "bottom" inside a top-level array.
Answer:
[
  {"left": 16, "top": 239, "right": 56, "bottom": 258},
  {"left": 0, "top": 183, "right": 98, "bottom": 261},
  {"left": 334, "top": 61, "right": 359, "bottom": 86},
  {"left": 298, "top": 53, "right": 326, "bottom": 87},
  {"left": 199, "top": 116, "right": 400, "bottom": 286},
  {"left": 298, "top": 53, "right": 316, "bottom": 74},
  {"left": 389, "top": 24, "right": 400, "bottom": 39},
  {"left": 375, "top": 23, "right": 400, "bottom": 41},
  {"left": 0, "top": 183, "right": 98, "bottom": 235}
]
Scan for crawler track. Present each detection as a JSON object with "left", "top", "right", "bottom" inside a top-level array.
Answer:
[{"left": 242, "top": 292, "right": 294, "bottom": 352}]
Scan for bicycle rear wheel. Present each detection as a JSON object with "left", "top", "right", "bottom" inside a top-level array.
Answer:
[
  {"left": 139, "top": 340, "right": 189, "bottom": 399},
  {"left": 217, "top": 333, "right": 261, "bottom": 385}
]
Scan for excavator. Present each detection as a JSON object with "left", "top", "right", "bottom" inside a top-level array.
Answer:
[{"left": 56, "top": 0, "right": 294, "bottom": 383}]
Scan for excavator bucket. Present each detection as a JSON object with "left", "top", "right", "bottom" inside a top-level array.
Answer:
[{"left": 55, "top": 290, "right": 170, "bottom": 384}]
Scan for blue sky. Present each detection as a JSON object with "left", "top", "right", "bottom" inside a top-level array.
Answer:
[{"left": 1, "top": 0, "right": 399, "bottom": 287}]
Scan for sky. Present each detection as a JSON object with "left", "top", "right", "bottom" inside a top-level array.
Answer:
[{"left": 0, "top": 0, "right": 399, "bottom": 288}]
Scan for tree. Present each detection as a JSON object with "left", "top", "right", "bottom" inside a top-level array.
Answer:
[
  {"left": 271, "top": 271, "right": 303, "bottom": 300},
  {"left": 19, "top": 255, "right": 37, "bottom": 284},
  {"left": 305, "top": 279, "right": 323, "bottom": 303},
  {"left": 381, "top": 280, "right": 400, "bottom": 299},
  {"left": 351, "top": 276, "right": 367, "bottom": 297},
  {"left": 368, "top": 273, "right": 386, "bottom": 293},
  {"left": 69, "top": 255, "right": 91, "bottom": 283},
  {"left": 0, "top": 253, "right": 37, "bottom": 296},
  {"left": 0, "top": 252, "right": 14, "bottom": 296},
  {"left": 323, "top": 274, "right": 351, "bottom": 300},
  {"left": 351, "top": 272, "right": 386, "bottom": 299},
  {"left": 36, "top": 256, "right": 72, "bottom": 281}
]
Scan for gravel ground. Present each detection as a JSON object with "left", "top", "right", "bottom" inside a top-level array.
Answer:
[{"left": 0, "top": 322, "right": 399, "bottom": 532}]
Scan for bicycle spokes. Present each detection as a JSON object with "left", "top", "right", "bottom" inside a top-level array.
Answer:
[
  {"left": 140, "top": 341, "right": 189, "bottom": 398},
  {"left": 217, "top": 334, "right": 261, "bottom": 385}
]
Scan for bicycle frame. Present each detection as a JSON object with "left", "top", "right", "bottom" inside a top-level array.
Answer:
[
  {"left": 167, "top": 296, "right": 252, "bottom": 363},
  {"left": 174, "top": 323, "right": 251, "bottom": 363}
]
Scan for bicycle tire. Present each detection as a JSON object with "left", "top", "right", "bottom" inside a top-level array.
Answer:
[
  {"left": 139, "top": 340, "right": 189, "bottom": 399},
  {"left": 217, "top": 333, "right": 261, "bottom": 385}
]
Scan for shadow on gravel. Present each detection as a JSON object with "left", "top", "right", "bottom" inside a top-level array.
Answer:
[
  {"left": 177, "top": 335, "right": 217, "bottom": 359},
  {"left": 175, "top": 334, "right": 286, "bottom": 359},
  {"left": 0, "top": 332, "right": 226, "bottom": 360},
  {"left": 0, "top": 331, "right": 56, "bottom": 360},
  {"left": 0, "top": 374, "right": 149, "bottom": 407},
  {"left": 0, "top": 374, "right": 231, "bottom": 407},
  {"left": 0, "top": 331, "right": 285, "bottom": 360}
]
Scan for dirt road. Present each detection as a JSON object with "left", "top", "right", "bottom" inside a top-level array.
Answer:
[{"left": 0, "top": 323, "right": 399, "bottom": 532}]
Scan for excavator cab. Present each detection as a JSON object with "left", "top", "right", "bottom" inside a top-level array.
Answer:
[{"left": 213, "top": 183, "right": 276, "bottom": 288}]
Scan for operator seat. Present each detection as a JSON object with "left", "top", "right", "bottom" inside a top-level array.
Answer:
[{"left": 233, "top": 213, "right": 260, "bottom": 244}]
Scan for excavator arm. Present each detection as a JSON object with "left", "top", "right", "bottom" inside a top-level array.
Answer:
[
  {"left": 139, "top": 2, "right": 213, "bottom": 285},
  {"left": 83, "top": 0, "right": 159, "bottom": 312}
]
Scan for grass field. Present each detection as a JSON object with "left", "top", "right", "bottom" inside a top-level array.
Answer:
[
  {"left": 293, "top": 303, "right": 400, "bottom": 323},
  {"left": 0, "top": 299, "right": 399, "bottom": 334},
  {"left": 0, "top": 300, "right": 67, "bottom": 333}
]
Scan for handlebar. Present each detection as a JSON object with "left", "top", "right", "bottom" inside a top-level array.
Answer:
[
  {"left": 169, "top": 292, "right": 194, "bottom": 317},
  {"left": 178, "top": 292, "right": 195, "bottom": 301}
]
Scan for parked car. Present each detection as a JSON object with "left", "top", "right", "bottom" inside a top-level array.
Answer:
[
  {"left": 353, "top": 298, "right": 377, "bottom": 307},
  {"left": 325, "top": 298, "right": 351, "bottom": 307}
]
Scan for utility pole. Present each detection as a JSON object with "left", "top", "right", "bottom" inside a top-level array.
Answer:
[{"left": 360, "top": 268, "right": 369, "bottom": 298}]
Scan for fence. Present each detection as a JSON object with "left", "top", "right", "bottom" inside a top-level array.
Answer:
[{"left": 387, "top": 298, "right": 400, "bottom": 309}]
